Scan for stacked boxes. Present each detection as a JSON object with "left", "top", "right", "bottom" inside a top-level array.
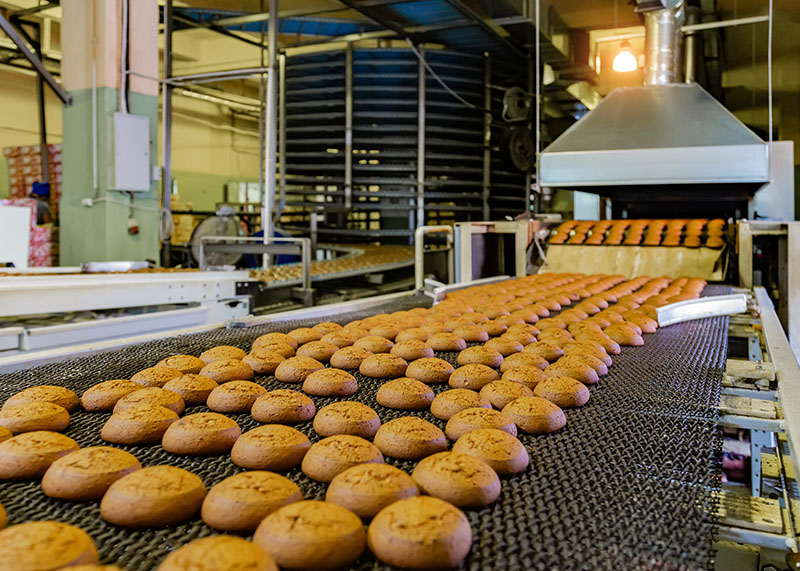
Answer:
[{"left": 3, "top": 143, "right": 63, "bottom": 220}]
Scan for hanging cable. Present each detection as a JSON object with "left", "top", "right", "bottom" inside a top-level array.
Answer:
[{"left": 405, "top": 39, "right": 477, "bottom": 110}]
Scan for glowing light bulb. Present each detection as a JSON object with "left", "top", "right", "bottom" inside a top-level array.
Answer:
[{"left": 612, "top": 41, "right": 637, "bottom": 73}]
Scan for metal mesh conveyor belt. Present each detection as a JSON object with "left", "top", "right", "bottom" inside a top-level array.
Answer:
[{"left": 0, "top": 287, "right": 729, "bottom": 570}]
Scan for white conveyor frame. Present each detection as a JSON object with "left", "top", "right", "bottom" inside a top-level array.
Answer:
[{"left": 0, "top": 270, "right": 251, "bottom": 317}]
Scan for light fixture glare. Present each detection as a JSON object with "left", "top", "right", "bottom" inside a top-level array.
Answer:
[{"left": 612, "top": 41, "right": 637, "bottom": 73}]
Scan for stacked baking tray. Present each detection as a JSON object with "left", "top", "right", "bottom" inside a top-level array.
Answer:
[
  {"left": 281, "top": 48, "right": 497, "bottom": 241},
  {"left": 0, "top": 287, "right": 726, "bottom": 569}
]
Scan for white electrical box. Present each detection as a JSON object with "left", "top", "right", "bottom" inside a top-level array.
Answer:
[{"left": 109, "top": 112, "right": 151, "bottom": 192}]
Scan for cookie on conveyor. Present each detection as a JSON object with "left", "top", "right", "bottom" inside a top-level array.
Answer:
[
  {"left": 100, "top": 465, "right": 206, "bottom": 528},
  {"left": 231, "top": 424, "right": 311, "bottom": 470},
  {"left": 162, "top": 374, "right": 218, "bottom": 405},
  {"left": 483, "top": 337, "right": 523, "bottom": 357},
  {"left": 373, "top": 417, "right": 446, "bottom": 460},
  {"left": 452, "top": 325, "right": 489, "bottom": 343},
  {"left": 252, "top": 342, "right": 295, "bottom": 358},
  {"left": 313, "top": 321, "right": 343, "bottom": 335},
  {"left": 502, "top": 397, "right": 566, "bottom": 434},
  {"left": 242, "top": 350, "right": 285, "bottom": 374},
  {"left": 287, "top": 327, "right": 323, "bottom": 346},
  {"left": 448, "top": 364, "right": 499, "bottom": 390},
  {"left": 452, "top": 428, "right": 529, "bottom": 476},
  {"left": 254, "top": 501, "right": 365, "bottom": 571},
  {"left": 302, "top": 367, "right": 358, "bottom": 397},
  {"left": 375, "top": 377, "right": 434, "bottom": 410},
  {"left": 0, "top": 501, "right": 5, "bottom": 529},
  {"left": 199, "top": 359, "right": 255, "bottom": 383},
  {"left": 544, "top": 362, "right": 599, "bottom": 386},
  {"left": 395, "top": 327, "right": 430, "bottom": 343},
  {"left": 604, "top": 323, "right": 645, "bottom": 346},
  {"left": 500, "top": 352, "right": 548, "bottom": 372},
  {"left": 253, "top": 332, "right": 298, "bottom": 351},
  {"left": 534, "top": 376, "right": 591, "bottom": 408},
  {"left": 430, "top": 389, "right": 490, "bottom": 421},
  {"left": 457, "top": 346, "right": 503, "bottom": 369},
  {"left": 80, "top": 379, "right": 142, "bottom": 412},
  {"left": 158, "top": 535, "right": 277, "bottom": 571},
  {"left": 405, "top": 357, "right": 454, "bottom": 384},
  {"left": 0, "top": 426, "right": 9, "bottom": 443},
  {"left": 101, "top": 404, "right": 179, "bottom": 445},
  {"left": 313, "top": 401, "right": 381, "bottom": 438},
  {"left": 354, "top": 335, "right": 394, "bottom": 354},
  {"left": 274, "top": 356, "right": 324, "bottom": 383},
  {"left": 156, "top": 354, "right": 206, "bottom": 374},
  {"left": 557, "top": 353, "right": 608, "bottom": 376},
  {"left": 330, "top": 346, "right": 372, "bottom": 370},
  {"left": 500, "top": 330, "right": 537, "bottom": 347},
  {"left": 321, "top": 330, "right": 359, "bottom": 348},
  {"left": 113, "top": 387, "right": 185, "bottom": 415},
  {"left": 411, "top": 451, "right": 500, "bottom": 508},
  {"left": 522, "top": 341, "right": 564, "bottom": 362},
  {"left": 444, "top": 407, "right": 518, "bottom": 441},
  {"left": 0, "top": 521, "right": 99, "bottom": 569},
  {"left": 427, "top": 332, "right": 467, "bottom": 352},
  {"left": 130, "top": 366, "right": 183, "bottom": 388},
  {"left": 199, "top": 345, "right": 246, "bottom": 364},
  {"left": 326, "top": 463, "right": 418, "bottom": 519},
  {"left": 0, "top": 402, "right": 70, "bottom": 434},
  {"left": 562, "top": 341, "right": 612, "bottom": 365},
  {"left": 0, "top": 431, "right": 79, "bottom": 480},
  {"left": 41, "top": 446, "right": 141, "bottom": 500},
  {"left": 206, "top": 381, "right": 267, "bottom": 413},
  {"left": 201, "top": 471, "right": 302, "bottom": 532},
  {"left": 301, "top": 434, "right": 384, "bottom": 482},
  {"left": 251, "top": 389, "right": 315, "bottom": 424},
  {"left": 162, "top": 412, "right": 242, "bottom": 455},
  {"left": 367, "top": 496, "right": 471, "bottom": 570},
  {"left": 480, "top": 380, "right": 534, "bottom": 409},
  {"left": 359, "top": 353, "right": 408, "bottom": 379},
  {"left": 500, "top": 366, "right": 547, "bottom": 389},
  {"left": 390, "top": 340, "right": 435, "bottom": 361},
  {"left": 296, "top": 340, "right": 339, "bottom": 363},
  {"left": 2, "top": 385, "right": 79, "bottom": 412}
]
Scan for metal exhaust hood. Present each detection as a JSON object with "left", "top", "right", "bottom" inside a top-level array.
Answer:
[
  {"left": 539, "top": 0, "right": 769, "bottom": 190},
  {"left": 539, "top": 83, "right": 769, "bottom": 188}
]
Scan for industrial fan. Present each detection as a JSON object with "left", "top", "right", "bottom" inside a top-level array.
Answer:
[{"left": 189, "top": 207, "right": 246, "bottom": 267}]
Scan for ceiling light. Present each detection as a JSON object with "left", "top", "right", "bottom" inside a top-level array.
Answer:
[{"left": 612, "top": 41, "right": 637, "bottom": 73}]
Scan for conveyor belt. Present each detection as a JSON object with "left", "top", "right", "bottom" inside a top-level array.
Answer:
[{"left": 0, "top": 288, "right": 728, "bottom": 570}]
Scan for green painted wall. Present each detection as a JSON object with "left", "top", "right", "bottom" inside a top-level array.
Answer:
[
  {"left": 171, "top": 170, "right": 256, "bottom": 212},
  {"left": 60, "top": 87, "right": 160, "bottom": 264}
]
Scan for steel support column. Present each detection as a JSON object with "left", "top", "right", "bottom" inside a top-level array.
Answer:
[
  {"left": 161, "top": 0, "right": 173, "bottom": 266},
  {"left": 482, "top": 54, "right": 491, "bottom": 220},
  {"left": 278, "top": 52, "right": 287, "bottom": 216},
  {"left": 416, "top": 45, "right": 426, "bottom": 229},
  {"left": 344, "top": 43, "right": 353, "bottom": 211},
  {"left": 262, "top": 0, "right": 278, "bottom": 267}
]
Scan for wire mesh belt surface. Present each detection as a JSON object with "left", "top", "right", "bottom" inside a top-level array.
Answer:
[{"left": 0, "top": 288, "right": 728, "bottom": 570}]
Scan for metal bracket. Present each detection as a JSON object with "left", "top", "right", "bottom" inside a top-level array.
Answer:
[
  {"left": 656, "top": 293, "right": 748, "bottom": 327},
  {"left": 0, "top": 13, "right": 71, "bottom": 105}
]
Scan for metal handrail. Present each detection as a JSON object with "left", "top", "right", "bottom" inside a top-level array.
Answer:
[
  {"left": 414, "top": 225, "right": 454, "bottom": 290},
  {"left": 199, "top": 235, "right": 312, "bottom": 290}
]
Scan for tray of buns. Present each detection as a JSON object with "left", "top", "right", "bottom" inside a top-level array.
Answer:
[
  {"left": 0, "top": 276, "right": 727, "bottom": 570},
  {"left": 549, "top": 219, "right": 727, "bottom": 249}
]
